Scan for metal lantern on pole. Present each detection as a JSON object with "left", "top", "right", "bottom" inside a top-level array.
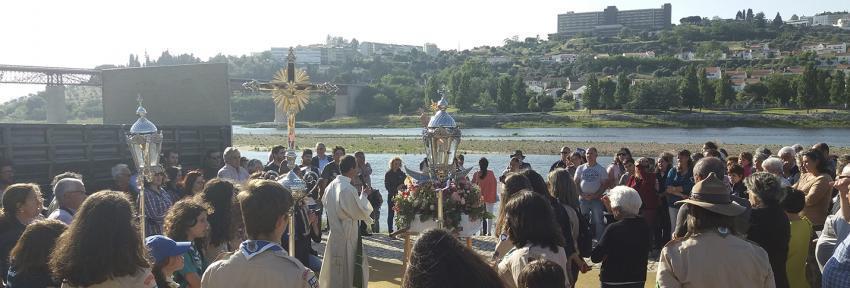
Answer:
[
  {"left": 422, "top": 96, "right": 461, "bottom": 228},
  {"left": 126, "top": 94, "right": 163, "bottom": 238},
  {"left": 278, "top": 150, "right": 305, "bottom": 255}
]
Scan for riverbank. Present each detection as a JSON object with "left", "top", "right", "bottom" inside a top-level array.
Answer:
[
  {"left": 243, "top": 109, "right": 850, "bottom": 129},
  {"left": 233, "top": 134, "right": 850, "bottom": 156}
]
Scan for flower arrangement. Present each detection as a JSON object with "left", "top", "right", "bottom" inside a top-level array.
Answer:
[{"left": 393, "top": 177, "right": 493, "bottom": 232}]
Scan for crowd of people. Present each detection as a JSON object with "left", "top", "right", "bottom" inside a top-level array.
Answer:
[
  {"left": 0, "top": 139, "right": 846, "bottom": 287},
  {"left": 403, "top": 142, "right": 850, "bottom": 288}
]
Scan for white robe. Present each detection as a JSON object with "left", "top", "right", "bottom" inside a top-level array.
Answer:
[{"left": 319, "top": 175, "right": 373, "bottom": 288}]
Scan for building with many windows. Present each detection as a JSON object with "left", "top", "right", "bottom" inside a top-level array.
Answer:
[{"left": 552, "top": 4, "right": 671, "bottom": 39}]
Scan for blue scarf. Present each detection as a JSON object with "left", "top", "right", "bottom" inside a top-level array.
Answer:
[{"left": 239, "top": 240, "right": 284, "bottom": 261}]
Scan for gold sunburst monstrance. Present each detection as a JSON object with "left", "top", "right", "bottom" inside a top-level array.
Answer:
[{"left": 243, "top": 47, "right": 338, "bottom": 149}]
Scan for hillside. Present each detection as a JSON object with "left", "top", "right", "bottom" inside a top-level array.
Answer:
[{"left": 3, "top": 12, "right": 850, "bottom": 124}]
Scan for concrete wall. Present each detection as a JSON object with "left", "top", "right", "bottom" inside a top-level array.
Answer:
[
  {"left": 335, "top": 85, "right": 365, "bottom": 117},
  {"left": 45, "top": 85, "right": 67, "bottom": 124},
  {"left": 101, "top": 63, "right": 231, "bottom": 126}
]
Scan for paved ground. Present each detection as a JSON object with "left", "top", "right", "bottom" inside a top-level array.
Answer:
[{"left": 313, "top": 233, "right": 657, "bottom": 288}]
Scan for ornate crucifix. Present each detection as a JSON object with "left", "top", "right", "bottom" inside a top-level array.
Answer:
[{"left": 243, "top": 47, "right": 338, "bottom": 149}]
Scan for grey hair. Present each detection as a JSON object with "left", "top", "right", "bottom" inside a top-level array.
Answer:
[
  {"left": 111, "top": 164, "right": 131, "bottom": 179},
  {"left": 223, "top": 147, "right": 240, "bottom": 159},
  {"left": 762, "top": 157, "right": 784, "bottom": 175},
  {"left": 694, "top": 157, "right": 726, "bottom": 179},
  {"left": 53, "top": 178, "right": 84, "bottom": 202},
  {"left": 792, "top": 144, "right": 804, "bottom": 153},
  {"left": 778, "top": 146, "right": 796, "bottom": 158},
  {"left": 608, "top": 186, "right": 642, "bottom": 217},
  {"left": 744, "top": 172, "right": 784, "bottom": 206}
]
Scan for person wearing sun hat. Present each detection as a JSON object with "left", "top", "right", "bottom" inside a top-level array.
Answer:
[
  {"left": 656, "top": 172, "right": 776, "bottom": 288},
  {"left": 510, "top": 150, "right": 532, "bottom": 170},
  {"left": 145, "top": 235, "right": 192, "bottom": 288}
]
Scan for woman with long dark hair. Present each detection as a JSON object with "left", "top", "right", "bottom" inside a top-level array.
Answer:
[
  {"left": 497, "top": 191, "right": 570, "bottom": 287},
  {"left": 473, "top": 157, "right": 497, "bottom": 236},
  {"left": 195, "top": 179, "right": 239, "bottom": 263},
  {"left": 492, "top": 173, "right": 532, "bottom": 261},
  {"left": 403, "top": 228, "right": 504, "bottom": 288},
  {"left": 548, "top": 168, "right": 585, "bottom": 287},
  {"left": 164, "top": 199, "right": 210, "bottom": 288},
  {"left": 793, "top": 149, "right": 834, "bottom": 230},
  {"left": 0, "top": 183, "right": 43, "bottom": 284},
  {"left": 179, "top": 170, "right": 205, "bottom": 200},
  {"left": 49, "top": 191, "right": 152, "bottom": 287},
  {"left": 384, "top": 157, "right": 406, "bottom": 234},
  {"left": 6, "top": 220, "right": 66, "bottom": 288}
]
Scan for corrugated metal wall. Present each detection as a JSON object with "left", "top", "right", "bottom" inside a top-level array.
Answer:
[{"left": 0, "top": 123, "right": 231, "bottom": 193}]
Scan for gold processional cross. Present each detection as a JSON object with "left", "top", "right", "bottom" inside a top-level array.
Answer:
[{"left": 243, "top": 47, "right": 338, "bottom": 149}]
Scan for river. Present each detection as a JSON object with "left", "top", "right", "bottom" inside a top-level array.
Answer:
[
  {"left": 234, "top": 126, "right": 850, "bottom": 145},
  {"left": 238, "top": 125, "right": 846, "bottom": 233}
]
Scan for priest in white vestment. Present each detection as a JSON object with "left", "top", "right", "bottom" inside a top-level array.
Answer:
[{"left": 319, "top": 155, "right": 374, "bottom": 288}]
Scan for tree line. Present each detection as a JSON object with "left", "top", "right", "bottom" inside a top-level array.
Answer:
[{"left": 581, "top": 64, "right": 850, "bottom": 112}]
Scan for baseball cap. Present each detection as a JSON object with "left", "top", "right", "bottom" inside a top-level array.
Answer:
[{"left": 145, "top": 235, "right": 192, "bottom": 264}]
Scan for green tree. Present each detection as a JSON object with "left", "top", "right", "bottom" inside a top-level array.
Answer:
[
  {"left": 772, "top": 13, "right": 783, "bottom": 28},
  {"left": 845, "top": 73, "right": 850, "bottom": 108},
  {"left": 599, "top": 78, "right": 616, "bottom": 109},
  {"left": 497, "top": 76, "right": 512, "bottom": 112},
  {"left": 797, "top": 64, "right": 818, "bottom": 111},
  {"left": 817, "top": 70, "right": 832, "bottom": 104},
  {"left": 582, "top": 75, "right": 601, "bottom": 113},
  {"left": 614, "top": 72, "right": 630, "bottom": 109},
  {"left": 765, "top": 75, "right": 793, "bottom": 106},
  {"left": 830, "top": 70, "right": 846, "bottom": 105},
  {"left": 698, "top": 68, "right": 714, "bottom": 108},
  {"left": 424, "top": 76, "right": 441, "bottom": 105},
  {"left": 538, "top": 95, "right": 556, "bottom": 112},
  {"left": 680, "top": 65, "right": 700, "bottom": 110},
  {"left": 715, "top": 73, "right": 735, "bottom": 107},
  {"left": 512, "top": 77, "right": 529, "bottom": 112},
  {"left": 453, "top": 72, "right": 474, "bottom": 111},
  {"left": 746, "top": 9, "right": 754, "bottom": 22},
  {"left": 754, "top": 12, "right": 767, "bottom": 28},
  {"left": 527, "top": 95, "right": 539, "bottom": 112},
  {"left": 743, "top": 82, "right": 769, "bottom": 103}
]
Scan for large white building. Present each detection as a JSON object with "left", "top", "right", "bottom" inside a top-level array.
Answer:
[
  {"left": 423, "top": 43, "right": 440, "bottom": 56},
  {"left": 359, "top": 42, "right": 422, "bottom": 56},
  {"left": 813, "top": 13, "right": 850, "bottom": 26}
]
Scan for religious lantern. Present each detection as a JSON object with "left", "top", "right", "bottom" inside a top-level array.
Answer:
[
  {"left": 278, "top": 150, "right": 306, "bottom": 255},
  {"left": 422, "top": 96, "right": 461, "bottom": 228},
  {"left": 125, "top": 95, "right": 163, "bottom": 238}
]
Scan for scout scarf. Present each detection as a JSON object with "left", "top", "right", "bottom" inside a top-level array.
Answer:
[{"left": 240, "top": 240, "right": 284, "bottom": 261}]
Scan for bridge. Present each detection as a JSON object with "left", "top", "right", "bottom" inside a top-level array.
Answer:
[{"left": 0, "top": 65, "right": 366, "bottom": 123}]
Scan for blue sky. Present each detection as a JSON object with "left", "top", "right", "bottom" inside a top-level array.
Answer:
[{"left": 0, "top": 0, "right": 846, "bottom": 101}]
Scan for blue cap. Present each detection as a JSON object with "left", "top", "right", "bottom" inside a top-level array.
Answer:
[{"left": 145, "top": 235, "right": 192, "bottom": 264}]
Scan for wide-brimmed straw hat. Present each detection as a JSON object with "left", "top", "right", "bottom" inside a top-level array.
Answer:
[{"left": 676, "top": 172, "right": 747, "bottom": 216}]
